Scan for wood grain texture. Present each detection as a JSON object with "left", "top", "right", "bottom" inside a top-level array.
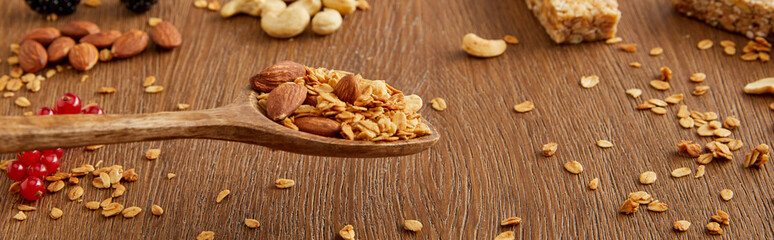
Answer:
[{"left": 1, "top": 0, "right": 774, "bottom": 239}]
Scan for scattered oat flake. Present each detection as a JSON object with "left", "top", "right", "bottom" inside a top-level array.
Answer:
[
  {"left": 647, "top": 200, "right": 668, "bottom": 212},
  {"left": 695, "top": 165, "right": 706, "bottom": 178},
  {"left": 671, "top": 167, "right": 691, "bottom": 178},
  {"left": 563, "top": 161, "right": 583, "bottom": 174},
  {"left": 580, "top": 75, "right": 600, "bottom": 88},
  {"left": 145, "top": 85, "right": 164, "bottom": 93},
  {"left": 664, "top": 94, "right": 684, "bottom": 104},
  {"left": 80, "top": 75, "right": 88, "bottom": 82},
  {"left": 151, "top": 204, "right": 164, "bottom": 216},
  {"left": 50, "top": 208, "right": 63, "bottom": 220},
  {"left": 13, "top": 211, "right": 26, "bottom": 221},
  {"left": 245, "top": 218, "right": 261, "bottom": 228},
  {"left": 207, "top": 1, "right": 220, "bottom": 10},
  {"left": 85, "top": 145, "right": 104, "bottom": 151},
  {"left": 639, "top": 171, "right": 657, "bottom": 185},
  {"left": 674, "top": 220, "right": 691, "bottom": 232},
  {"left": 651, "top": 107, "right": 667, "bottom": 115},
  {"left": 620, "top": 43, "right": 637, "bottom": 52},
  {"left": 167, "top": 173, "right": 176, "bottom": 179},
  {"left": 143, "top": 76, "right": 156, "bottom": 87},
  {"left": 145, "top": 149, "right": 161, "bottom": 160},
  {"left": 542, "top": 142, "right": 557, "bottom": 157},
  {"left": 494, "top": 231, "right": 515, "bottom": 240},
  {"left": 628, "top": 62, "right": 642, "bottom": 68},
  {"left": 720, "top": 189, "right": 733, "bottom": 201},
  {"left": 97, "top": 87, "right": 116, "bottom": 94},
  {"left": 177, "top": 103, "right": 190, "bottom": 110},
  {"left": 625, "top": 88, "right": 642, "bottom": 98},
  {"left": 619, "top": 198, "right": 639, "bottom": 214},
  {"left": 605, "top": 37, "right": 622, "bottom": 44},
  {"left": 339, "top": 225, "right": 355, "bottom": 240},
  {"left": 216, "top": 189, "right": 231, "bottom": 203},
  {"left": 513, "top": 101, "right": 534, "bottom": 113},
  {"left": 14, "top": 97, "right": 31, "bottom": 108},
  {"left": 430, "top": 98, "right": 446, "bottom": 111},
  {"left": 649, "top": 80, "right": 670, "bottom": 90},
  {"left": 596, "top": 140, "right": 613, "bottom": 148},
  {"left": 196, "top": 231, "right": 215, "bottom": 240},
  {"left": 193, "top": 0, "right": 207, "bottom": 8},
  {"left": 503, "top": 35, "right": 519, "bottom": 44},
  {"left": 404, "top": 220, "right": 423, "bottom": 232},
  {"left": 122, "top": 206, "right": 142, "bottom": 218},
  {"left": 68, "top": 186, "right": 84, "bottom": 200},
  {"left": 690, "top": 73, "right": 706, "bottom": 82},
  {"left": 707, "top": 222, "right": 723, "bottom": 235},
  {"left": 693, "top": 85, "right": 710, "bottom": 96},
  {"left": 274, "top": 178, "right": 295, "bottom": 188},
  {"left": 649, "top": 47, "right": 664, "bottom": 56},
  {"left": 588, "top": 178, "right": 599, "bottom": 190},
  {"left": 356, "top": 0, "right": 370, "bottom": 10},
  {"left": 85, "top": 201, "right": 100, "bottom": 210},
  {"left": 17, "top": 204, "right": 36, "bottom": 211},
  {"left": 697, "top": 39, "right": 714, "bottom": 49}
]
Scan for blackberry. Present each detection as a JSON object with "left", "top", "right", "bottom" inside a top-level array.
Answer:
[
  {"left": 24, "top": 0, "right": 81, "bottom": 15},
  {"left": 120, "top": 0, "right": 157, "bottom": 13}
]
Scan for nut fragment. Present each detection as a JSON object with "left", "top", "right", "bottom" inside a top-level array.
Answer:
[
  {"left": 17, "top": 204, "right": 36, "bottom": 211},
  {"left": 743, "top": 78, "right": 774, "bottom": 94},
  {"left": 671, "top": 167, "right": 691, "bottom": 178},
  {"left": 404, "top": 220, "right": 423, "bottom": 232},
  {"left": 216, "top": 189, "right": 231, "bottom": 203},
  {"left": 513, "top": 101, "right": 534, "bottom": 113},
  {"left": 260, "top": 5, "right": 311, "bottom": 38},
  {"left": 311, "top": 8, "right": 343, "bottom": 35},
  {"left": 339, "top": 225, "right": 355, "bottom": 240},
  {"left": 639, "top": 171, "right": 657, "bottom": 185},
  {"left": 152, "top": 204, "right": 164, "bottom": 216},
  {"left": 619, "top": 198, "right": 639, "bottom": 214},
  {"left": 50, "top": 208, "right": 63, "bottom": 220},
  {"left": 541, "top": 142, "right": 557, "bottom": 157},
  {"left": 720, "top": 189, "right": 733, "bottom": 201},
  {"left": 503, "top": 35, "right": 519, "bottom": 44},
  {"left": 605, "top": 37, "right": 622, "bottom": 44},
  {"left": 123, "top": 168, "right": 138, "bottom": 182},
  {"left": 221, "top": 0, "right": 263, "bottom": 17},
  {"left": 659, "top": 67, "right": 672, "bottom": 81},
  {"left": 674, "top": 220, "right": 691, "bottom": 231},
  {"left": 563, "top": 161, "right": 583, "bottom": 174},
  {"left": 13, "top": 211, "right": 27, "bottom": 221},
  {"left": 628, "top": 62, "right": 642, "bottom": 68},
  {"left": 625, "top": 88, "right": 642, "bottom": 98},
  {"left": 323, "top": 0, "right": 357, "bottom": 15},
  {"left": 628, "top": 191, "right": 652, "bottom": 204},
  {"left": 461, "top": 33, "right": 507, "bottom": 58},
  {"left": 275, "top": 178, "right": 295, "bottom": 188}
]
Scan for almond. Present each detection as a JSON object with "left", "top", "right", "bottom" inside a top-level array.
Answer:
[
  {"left": 149, "top": 21, "right": 182, "bottom": 49},
  {"left": 333, "top": 74, "right": 361, "bottom": 104},
  {"left": 47, "top": 37, "right": 76, "bottom": 62},
  {"left": 60, "top": 21, "right": 100, "bottom": 38},
  {"left": 69, "top": 43, "right": 99, "bottom": 71},
  {"left": 304, "top": 95, "right": 318, "bottom": 106},
  {"left": 266, "top": 83, "right": 307, "bottom": 121},
  {"left": 294, "top": 117, "right": 341, "bottom": 138},
  {"left": 18, "top": 40, "right": 48, "bottom": 73},
  {"left": 22, "top": 27, "right": 61, "bottom": 46},
  {"left": 80, "top": 30, "right": 122, "bottom": 48},
  {"left": 250, "top": 61, "right": 306, "bottom": 93},
  {"left": 111, "top": 30, "right": 149, "bottom": 58}
]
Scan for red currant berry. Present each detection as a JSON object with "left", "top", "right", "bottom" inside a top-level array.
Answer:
[
  {"left": 37, "top": 107, "right": 56, "bottom": 115},
  {"left": 6, "top": 161, "right": 28, "bottom": 181},
  {"left": 41, "top": 148, "right": 64, "bottom": 159},
  {"left": 17, "top": 150, "right": 41, "bottom": 165},
  {"left": 19, "top": 177, "right": 45, "bottom": 201},
  {"left": 54, "top": 93, "right": 82, "bottom": 114},
  {"left": 27, "top": 163, "right": 48, "bottom": 178},
  {"left": 39, "top": 153, "right": 60, "bottom": 175},
  {"left": 82, "top": 106, "right": 104, "bottom": 115}
]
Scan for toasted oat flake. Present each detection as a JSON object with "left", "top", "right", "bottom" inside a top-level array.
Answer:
[
  {"left": 588, "top": 178, "right": 599, "bottom": 190},
  {"left": 714, "top": 128, "right": 732, "bottom": 137},
  {"left": 274, "top": 178, "right": 295, "bottom": 188},
  {"left": 404, "top": 219, "right": 423, "bottom": 231},
  {"left": 68, "top": 186, "right": 84, "bottom": 200},
  {"left": 619, "top": 198, "right": 639, "bottom": 214},
  {"left": 742, "top": 52, "right": 759, "bottom": 61},
  {"left": 85, "top": 201, "right": 100, "bottom": 210},
  {"left": 606, "top": 37, "right": 622, "bottom": 44},
  {"left": 647, "top": 200, "right": 668, "bottom": 212},
  {"left": 84, "top": 0, "right": 101, "bottom": 7},
  {"left": 671, "top": 167, "right": 691, "bottom": 178},
  {"left": 580, "top": 75, "right": 600, "bottom": 88},
  {"left": 719, "top": 189, "right": 733, "bottom": 201},
  {"left": 711, "top": 209, "right": 730, "bottom": 225},
  {"left": 648, "top": 98, "right": 667, "bottom": 107},
  {"left": 707, "top": 222, "right": 723, "bottom": 235},
  {"left": 697, "top": 153, "right": 714, "bottom": 165},
  {"left": 636, "top": 102, "right": 654, "bottom": 110},
  {"left": 720, "top": 40, "right": 735, "bottom": 48},
  {"left": 596, "top": 140, "right": 613, "bottom": 148},
  {"left": 723, "top": 117, "right": 740, "bottom": 129},
  {"left": 503, "top": 35, "right": 519, "bottom": 44},
  {"left": 123, "top": 168, "right": 138, "bottom": 182},
  {"left": 145, "top": 149, "right": 161, "bottom": 160},
  {"left": 13, "top": 211, "right": 27, "bottom": 221},
  {"left": 85, "top": 145, "right": 104, "bottom": 151},
  {"left": 196, "top": 231, "right": 215, "bottom": 240},
  {"left": 14, "top": 97, "right": 31, "bottom": 108},
  {"left": 216, "top": 189, "right": 231, "bottom": 203},
  {"left": 500, "top": 216, "right": 522, "bottom": 226},
  {"left": 17, "top": 204, "right": 36, "bottom": 211},
  {"left": 50, "top": 208, "right": 63, "bottom": 219},
  {"left": 690, "top": 73, "right": 706, "bottom": 83},
  {"left": 695, "top": 165, "right": 706, "bottom": 178},
  {"left": 563, "top": 161, "right": 583, "bottom": 174},
  {"left": 112, "top": 184, "right": 125, "bottom": 198},
  {"left": 697, "top": 39, "right": 714, "bottom": 50},
  {"left": 693, "top": 85, "right": 710, "bottom": 96},
  {"left": 724, "top": 46, "right": 737, "bottom": 55},
  {"left": 649, "top": 80, "right": 670, "bottom": 90},
  {"left": 8, "top": 182, "right": 20, "bottom": 193},
  {"left": 639, "top": 171, "right": 657, "bottom": 185},
  {"left": 628, "top": 191, "right": 652, "bottom": 204},
  {"left": 650, "top": 47, "right": 664, "bottom": 56},
  {"left": 660, "top": 67, "right": 673, "bottom": 81},
  {"left": 665, "top": 94, "right": 684, "bottom": 104},
  {"left": 97, "top": 87, "right": 116, "bottom": 94},
  {"left": 47, "top": 180, "right": 65, "bottom": 192},
  {"left": 430, "top": 98, "right": 446, "bottom": 111},
  {"left": 122, "top": 206, "right": 142, "bottom": 218},
  {"left": 241, "top": 218, "right": 260, "bottom": 228},
  {"left": 494, "top": 231, "right": 515, "bottom": 240},
  {"left": 625, "top": 88, "right": 642, "bottom": 98},
  {"left": 620, "top": 44, "right": 637, "bottom": 52},
  {"left": 177, "top": 103, "right": 190, "bottom": 110},
  {"left": 651, "top": 107, "right": 667, "bottom": 115},
  {"left": 677, "top": 105, "right": 689, "bottom": 118},
  {"left": 542, "top": 142, "right": 557, "bottom": 157},
  {"left": 145, "top": 85, "right": 164, "bottom": 93},
  {"left": 339, "top": 225, "right": 355, "bottom": 240},
  {"left": 99, "top": 49, "right": 112, "bottom": 61},
  {"left": 674, "top": 220, "right": 691, "bottom": 232},
  {"left": 7, "top": 56, "right": 19, "bottom": 65},
  {"left": 679, "top": 117, "right": 695, "bottom": 129},
  {"left": 167, "top": 173, "right": 176, "bottom": 179},
  {"left": 511, "top": 101, "right": 535, "bottom": 113},
  {"left": 102, "top": 202, "right": 124, "bottom": 217},
  {"left": 193, "top": 0, "right": 207, "bottom": 8},
  {"left": 151, "top": 204, "right": 164, "bottom": 216},
  {"left": 629, "top": 62, "right": 642, "bottom": 68}
]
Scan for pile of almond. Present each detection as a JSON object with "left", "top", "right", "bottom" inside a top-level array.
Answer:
[{"left": 251, "top": 61, "right": 432, "bottom": 141}]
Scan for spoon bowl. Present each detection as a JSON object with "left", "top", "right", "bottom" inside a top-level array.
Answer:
[{"left": 0, "top": 87, "right": 439, "bottom": 158}]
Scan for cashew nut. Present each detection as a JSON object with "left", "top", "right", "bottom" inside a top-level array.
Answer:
[
  {"left": 260, "top": 0, "right": 287, "bottom": 17},
  {"left": 744, "top": 77, "right": 774, "bottom": 94},
  {"left": 322, "top": 0, "right": 356, "bottom": 15},
  {"left": 260, "top": 4, "right": 310, "bottom": 38},
  {"left": 461, "top": 33, "right": 507, "bottom": 58},
  {"left": 221, "top": 0, "right": 265, "bottom": 17},
  {"left": 288, "top": 0, "right": 321, "bottom": 16},
  {"left": 311, "top": 8, "right": 342, "bottom": 35}
]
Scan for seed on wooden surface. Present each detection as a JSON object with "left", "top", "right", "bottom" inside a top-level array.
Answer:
[
  {"left": 580, "top": 75, "right": 599, "bottom": 88},
  {"left": 693, "top": 85, "right": 710, "bottom": 96},
  {"left": 500, "top": 216, "right": 522, "bottom": 226},
  {"left": 196, "top": 231, "right": 215, "bottom": 240},
  {"left": 85, "top": 201, "right": 100, "bottom": 210},
  {"left": 17, "top": 204, "right": 36, "bottom": 211},
  {"left": 542, "top": 142, "right": 557, "bottom": 157},
  {"left": 723, "top": 117, "right": 740, "bottom": 129},
  {"left": 674, "top": 220, "right": 691, "bottom": 231},
  {"left": 68, "top": 186, "right": 84, "bottom": 200},
  {"left": 695, "top": 165, "right": 705, "bottom": 178},
  {"left": 14, "top": 97, "right": 31, "bottom": 107},
  {"left": 671, "top": 167, "right": 691, "bottom": 178},
  {"left": 503, "top": 35, "right": 519, "bottom": 44},
  {"left": 706, "top": 222, "right": 723, "bottom": 235},
  {"left": 102, "top": 203, "right": 124, "bottom": 217},
  {"left": 151, "top": 204, "right": 164, "bottom": 216},
  {"left": 619, "top": 198, "right": 639, "bottom": 214},
  {"left": 274, "top": 178, "right": 295, "bottom": 188},
  {"left": 513, "top": 101, "right": 534, "bottom": 113},
  {"left": 625, "top": 88, "right": 642, "bottom": 98},
  {"left": 679, "top": 117, "right": 694, "bottom": 128},
  {"left": 430, "top": 98, "right": 446, "bottom": 111},
  {"left": 122, "top": 206, "right": 142, "bottom": 218},
  {"left": 639, "top": 171, "right": 657, "bottom": 185},
  {"left": 215, "top": 189, "right": 231, "bottom": 203},
  {"left": 720, "top": 189, "right": 733, "bottom": 201},
  {"left": 620, "top": 44, "right": 637, "bottom": 52},
  {"left": 629, "top": 62, "right": 642, "bottom": 68},
  {"left": 563, "top": 161, "right": 583, "bottom": 174},
  {"left": 50, "top": 208, "right": 63, "bottom": 220},
  {"left": 697, "top": 153, "right": 713, "bottom": 165},
  {"left": 606, "top": 37, "right": 622, "bottom": 44},
  {"left": 13, "top": 211, "right": 26, "bottom": 221},
  {"left": 651, "top": 107, "right": 666, "bottom": 115},
  {"left": 494, "top": 231, "right": 515, "bottom": 240},
  {"left": 596, "top": 140, "right": 613, "bottom": 148},
  {"left": 145, "top": 85, "right": 164, "bottom": 93},
  {"left": 649, "top": 80, "right": 670, "bottom": 90},
  {"left": 47, "top": 180, "right": 65, "bottom": 192},
  {"left": 711, "top": 209, "right": 730, "bottom": 225},
  {"left": 143, "top": 76, "right": 156, "bottom": 87},
  {"left": 588, "top": 178, "right": 599, "bottom": 190},
  {"left": 404, "top": 219, "right": 423, "bottom": 232},
  {"left": 647, "top": 200, "right": 668, "bottom": 212},
  {"left": 649, "top": 47, "right": 663, "bottom": 56},
  {"left": 145, "top": 149, "right": 161, "bottom": 160},
  {"left": 339, "top": 225, "right": 355, "bottom": 240},
  {"left": 664, "top": 94, "right": 684, "bottom": 104},
  {"left": 697, "top": 39, "right": 714, "bottom": 49}
]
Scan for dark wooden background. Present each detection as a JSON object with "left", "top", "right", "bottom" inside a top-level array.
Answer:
[{"left": 2, "top": 0, "right": 774, "bottom": 239}]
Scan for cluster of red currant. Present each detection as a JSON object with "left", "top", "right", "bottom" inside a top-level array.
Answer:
[{"left": 5, "top": 93, "right": 104, "bottom": 201}]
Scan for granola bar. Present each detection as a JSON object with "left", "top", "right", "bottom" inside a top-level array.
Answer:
[
  {"left": 671, "top": 0, "right": 774, "bottom": 39},
  {"left": 525, "top": 0, "right": 621, "bottom": 44}
]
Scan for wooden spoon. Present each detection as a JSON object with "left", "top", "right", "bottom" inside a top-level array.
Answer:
[{"left": 0, "top": 87, "right": 440, "bottom": 158}]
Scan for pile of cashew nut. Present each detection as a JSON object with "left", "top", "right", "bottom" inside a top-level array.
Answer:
[{"left": 221, "top": 0, "right": 362, "bottom": 38}]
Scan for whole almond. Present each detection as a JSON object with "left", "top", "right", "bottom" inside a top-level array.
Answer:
[
  {"left": 294, "top": 117, "right": 342, "bottom": 137},
  {"left": 333, "top": 75, "right": 361, "bottom": 104},
  {"left": 69, "top": 43, "right": 99, "bottom": 71},
  {"left": 47, "top": 37, "right": 76, "bottom": 62},
  {"left": 18, "top": 40, "right": 48, "bottom": 73},
  {"left": 22, "top": 27, "right": 61, "bottom": 45},
  {"left": 149, "top": 21, "right": 182, "bottom": 49},
  {"left": 266, "top": 83, "right": 307, "bottom": 121},
  {"left": 250, "top": 61, "right": 306, "bottom": 93},
  {"left": 111, "top": 30, "right": 149, "bottom": 58},
  {"left": 80, "top": 30, "right": 122, "bottom": 48},
  {"left": 60, "top": 21, "right": 100, "bottom": 38}
]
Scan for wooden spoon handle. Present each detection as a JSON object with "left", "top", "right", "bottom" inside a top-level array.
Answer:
[{"left": 0, "top": 107, "right": 232, "bottom": 154}]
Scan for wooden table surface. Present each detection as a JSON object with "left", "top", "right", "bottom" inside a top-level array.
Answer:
[{"left": 2, "top": 0, "right": 774, "bottom": 239}]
